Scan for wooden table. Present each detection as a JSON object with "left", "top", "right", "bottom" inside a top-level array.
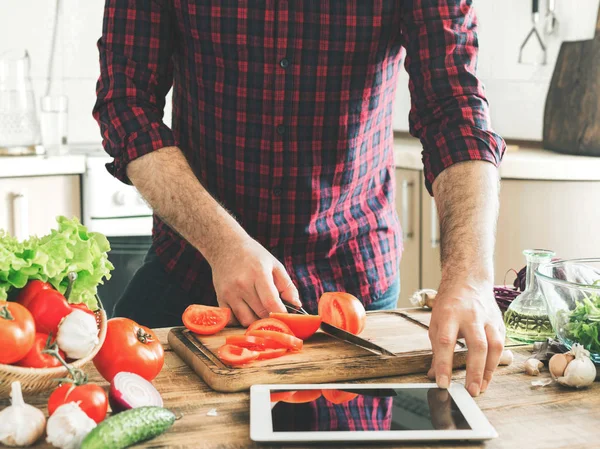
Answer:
[{"left": 7, "top": 328, "right": 600, "bottom": 449}]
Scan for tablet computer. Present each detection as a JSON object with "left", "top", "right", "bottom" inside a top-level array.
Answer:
[{"left": 250, "top": 383, "right": 498, "bottom": 443}]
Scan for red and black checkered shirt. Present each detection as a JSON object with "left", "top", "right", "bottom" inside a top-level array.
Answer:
[{"left": 94, "top": 0, "right": 505, "bottom": 312}]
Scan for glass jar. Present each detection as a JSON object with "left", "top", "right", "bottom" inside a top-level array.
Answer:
[
  {"left": 504, "top": 249, "right": 556, "bottom": 344},
  {"left": 0, "top": 49, "right": 42, "bottom": 155}
]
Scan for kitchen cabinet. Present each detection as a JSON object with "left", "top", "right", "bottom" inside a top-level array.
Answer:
[{"left": 0, "top": 175, "right": 81, "bottom": 239}]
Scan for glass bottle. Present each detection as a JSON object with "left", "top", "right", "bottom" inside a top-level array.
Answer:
[{"left": 504, "top": 249, "right": 556, "bottom": 344}]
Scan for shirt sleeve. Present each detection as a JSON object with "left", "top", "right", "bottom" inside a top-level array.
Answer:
[
  {"left": 401, "top": 0, "right": 506, "bottom": 195},
  {"left": 92, "top": 0, "right": 177, "bottom": 184}
]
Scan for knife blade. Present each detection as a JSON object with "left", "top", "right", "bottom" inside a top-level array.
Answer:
[{"left": 319, "top": 321, "right": 397, "bottom": 357}]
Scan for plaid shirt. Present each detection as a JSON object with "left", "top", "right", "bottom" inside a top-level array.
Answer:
[{"left": 94, "top": 0, "right": 505, "bottom": 312}]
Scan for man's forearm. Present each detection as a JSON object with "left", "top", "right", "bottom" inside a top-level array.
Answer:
[
  {"left": 127, "top": 146, "right": 247, "bottom": 264},
  {"left": 432, "top": 161, "right": 500, "bottom": 289}
]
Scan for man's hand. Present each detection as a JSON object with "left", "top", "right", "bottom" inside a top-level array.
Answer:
[
  {"left": 210, "top": 236, "right": 300, "bottom": 326},
  {"left": 427, "top": 284, "right": 505, "bottom": 397},
  {"left": 429, "top": 160, "right": 502, "bottom": 396}
]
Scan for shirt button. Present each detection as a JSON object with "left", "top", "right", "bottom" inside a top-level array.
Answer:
[
  {"left": 273, "top": 186, "right": 283, "bottom": 197},
  {"left": 276, "top": 124, "right": 286, "bottom": 136},
  {"left": 279, "top": 58, "right": 289, "bottom": 68}
]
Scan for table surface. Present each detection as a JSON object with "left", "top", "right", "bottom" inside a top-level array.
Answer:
[{"left": 6, "top": 328, "right": 599, "bottom": 449}]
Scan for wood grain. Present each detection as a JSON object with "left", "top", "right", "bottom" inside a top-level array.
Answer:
[
  {"left": 168, "top": 310, "right": 467, "bottom": 392},
  {"left": 4, "top": 320, "right": 599, "bottom": 449},
  {"left": 542, "top": 5, "right": 600, "bottom": 155}
]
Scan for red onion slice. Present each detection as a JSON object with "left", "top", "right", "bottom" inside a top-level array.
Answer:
[{"left": 109, "top": 372, "right": 163, "bottom": 413}]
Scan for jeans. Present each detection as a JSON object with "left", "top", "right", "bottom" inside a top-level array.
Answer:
[{"left": 113, "top": 246, "right": 401, "bottom": 327}]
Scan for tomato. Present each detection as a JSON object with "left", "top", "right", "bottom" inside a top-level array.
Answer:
[
  {"left": 321, "top": 389, "right": 359, "bottom": 405},
  {"left": 246, "top": 318, "right": 293, "bottom": 335},
  {"left": 48, "top": 383, "right": 108, "bottom": 423},
  {"left": 17, "top": 284, "right": 72, "bottom": 335},
  {"left": 182, "top": 304, "right": 231, "bottom": 335},
  {"left": 71, "top": 303, "right": 96, "bottom": 317},
  {"left": 225, "top": 335, "right": 281, "bottom": 351},
  {"left": 93, "top": 318, "right": 164, "bottom": 382},
  {"left": 285, "top": 390, "right": 322, "bottom": 404},
  {"left": 246, "top": 330, "right": 303, "bottom": 351},
  {"left": 15, "top": 280, "right": 52, "bottom": 308},
  {"left": 0, "top": 301, "right": 35, "bottom": 364},
  {"left": 318, "top": 292, "right": 366, "bottom": 335},
  {"left": 269, "top": 313, "right": 322, "bottom": 340},
  {"left": 256, "top": 347, "right": 288, "bottom": 360},
  {"left": 217, "top": 344, "right": 260, "bottom": 366},
  {"left": 15, "top": 333, "right": 66, "bottom": 368},
  {"left": 270, "top": 391, "right": 295, "bottom": 403}
]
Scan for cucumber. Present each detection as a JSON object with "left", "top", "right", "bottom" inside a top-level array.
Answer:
[{"left": 81, "top": 406, "right": 176, "bottom": 449}]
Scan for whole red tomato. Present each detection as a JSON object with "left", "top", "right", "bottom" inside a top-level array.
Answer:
[
  {"left": 93, "top": 317, "right": 164, "bottom": 382},
  {"left": 0, "top": 301, "right": 35, "bottom": 364},
  {"left": 17, "top": 281, "right": 72, "bottom": 335},
  {"left": 16, "top": 333, "right": 66, "bottom": 368},
  {"left": 48, "top": 383, "right": 108, "bottom": 423}
]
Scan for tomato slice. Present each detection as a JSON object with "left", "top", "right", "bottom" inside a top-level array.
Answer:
[
  {"left": 217, "top": 344, "right": 260, "bottom": 366},
  {"left": 183, "top": 305, "right": 231, "bottom": 335},
  {"left": 268, "top": 313, "right": 322, "bottom": 340},
  {"left": 256, "top": 347, "right": 288, "bottom": 360},
  {"left": 246, "top": 318, "right": 293, "bottom": 335},
  {"left": 270, "top": 391, "right": 295, "bottom": 403},
  {"left": 284, "top": 390, "right": 322, "bottom": 404},
  {"left": 318, "top": 292, "right": 366, "bottom": 335},
  {"left": 321, "top": 389, "right": 359, "bottom": 405},
  {"left": 225, "top": 335, "right": 281, "bottom": 351},
  {"left": 246, "top": 330, "right": 303, "bottom": 351}
]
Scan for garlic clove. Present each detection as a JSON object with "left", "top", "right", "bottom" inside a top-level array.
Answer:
[
  {"left": 524, "top": 358, "right": 544, "bottom": 376},
  {"left": 548, "top": 353, "right": 574, "bottom": 379},
  {"left": 499, "top": 349, "right": 514, "bottom": 366}
]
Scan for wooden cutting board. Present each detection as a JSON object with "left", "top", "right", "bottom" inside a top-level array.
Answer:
[
  {"left": 543, "top": 5, "right": 600, "bottom": 156},
  {"left": 168, "top": 309, "right": 467, "bottom": 392}
]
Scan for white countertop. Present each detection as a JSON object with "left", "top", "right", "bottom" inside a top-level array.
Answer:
[
  {"left": 393, "top": 136, "right": 600, "bottom": 181},
  {"left": 0, "top": 154, "right": 86, "bottom": 178}
]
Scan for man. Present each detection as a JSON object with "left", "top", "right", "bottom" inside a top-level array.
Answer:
[{"left": 94, "top": 0, "right": 505, "bottom": 397}]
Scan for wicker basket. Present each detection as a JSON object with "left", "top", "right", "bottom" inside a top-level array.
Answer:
[{"left": 0, "top": 302, "right": 108, "bottom": 398}]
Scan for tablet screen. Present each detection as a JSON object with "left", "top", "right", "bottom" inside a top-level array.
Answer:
[{"left": 270, "top": 387, "right": 471, "bottom": 432}]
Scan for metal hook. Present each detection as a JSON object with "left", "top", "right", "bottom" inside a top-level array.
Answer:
[{"left": 518, "top": 0, "right": 547, "bottom": 65}]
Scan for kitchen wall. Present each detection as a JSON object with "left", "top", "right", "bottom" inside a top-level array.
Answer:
[{"left": 1, "top": 0, "right": 598, "bottom": 145}]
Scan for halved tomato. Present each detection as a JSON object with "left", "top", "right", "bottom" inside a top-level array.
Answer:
[
  {"left": 269, "top": 313, "right": 321, "bottom": 340},
  {"left": 321, "top": 389, "right": 359, "bottom": 405},
  {"left": 246, "top": 318, "right": 293, "bottom": 335},
  {"left": 183, "top": 305, "right": 231, "bottom": 335},
  {"left": 217, "top": 344, "right": 260, "bottom": 366},
  {"left": 246, "top": 330, "right": 303, "bottom": 351},
  {"left": 285, "top": 390, "right": 322, "bottom": 404},
  {"left": 256, "top": 347, "right": 288, "bottom": 360},
  {"left": 318, "top": 292, "right": 366, "bottom": 335},
  {"left": 225, "top": 335, "right": 281, "bottom": 351},
  {"left": 270, "top": 391, "right": 295, "bottom": 403}
]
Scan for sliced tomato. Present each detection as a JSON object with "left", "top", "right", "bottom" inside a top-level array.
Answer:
[
  {"left": 183, "top": 305, "right": 231, "bottom": 335},
  {"left": 318, "top": 292, "right": 366, "bottom": 335},
  {"left": 269, "top": 313, "right": 322, "bottom": 340},
  {"left": 217, "top": 344, "right": 260, "bottom": 366},
  {"left": 256, "top": 347, "right": 288, "bottom": 360},
  {"left": 246, "top": 329, "right": 303, "bottom": 351},
  {"left": 225, "top": 335, "right": 281, "bottom": 351},
  {"left": 270, "top": 391, "right": 295, "bottom": 403},
  {"left": 284, "top": 390, "right": 322, "bottom": 404},
  {"left": 246, "top": 318, "right": 293, "bottom": 335},
  {"left": 321, "top": 389, "right": 359, "bottom": 405}
]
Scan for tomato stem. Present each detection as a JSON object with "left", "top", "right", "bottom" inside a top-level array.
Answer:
[
  {"left": 0, "top": 304, "right": 14, "bottom": 321},
  {"left": 42, "top": 347, "right": 88, "bottom": 386},
  {"left": 136, "top": 327, "right": 153, "bottom": 344}
]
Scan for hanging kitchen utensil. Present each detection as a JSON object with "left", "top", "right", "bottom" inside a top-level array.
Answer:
[
  {"left": 544, "top": 0, "right": 558, "bottom": 36},
  {"left": 518, "top": 0, "right": 547, "bottom": 65},
  {"left": 543, "top": 4, "right": 600, "bottom": 156}
]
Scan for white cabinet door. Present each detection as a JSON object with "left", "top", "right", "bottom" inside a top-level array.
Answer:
[
  {"left": 0, "top": 175, "right": 81, "bottom": 239},
  {"left": 395, "top": 168, "right": 421, "bottom": 307},
  {"left": 421, "top": 186, "right": 442, "bottom": 291}
]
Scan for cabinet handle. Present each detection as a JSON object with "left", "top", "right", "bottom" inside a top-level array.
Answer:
[
  {"left": 401, "top": 180, "right": 414, "bottom": 240},
  {"left": 431, "top": 198, "right": 440, "bottom": 248},
  {"left": 12, "top": 192, "right": 29, "bottom": 240}
]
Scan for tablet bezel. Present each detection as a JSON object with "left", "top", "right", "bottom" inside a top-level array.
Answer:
[{"left": 250, "top": 383, "right": 498, "bottom": 442}]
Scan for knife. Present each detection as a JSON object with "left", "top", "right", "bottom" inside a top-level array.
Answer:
[{"left": 281, "top": 299, "right": 397, "bottom": 357}]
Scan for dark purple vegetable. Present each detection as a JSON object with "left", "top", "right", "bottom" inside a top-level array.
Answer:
[{"left": 109, "top": 372, "right": 163, "bottom": 413}]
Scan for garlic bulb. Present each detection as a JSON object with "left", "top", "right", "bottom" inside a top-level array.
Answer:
[
  {"left": 46, "top": 402, "right": 96, "bottom": 449},
  {"left": 409, "top": 289, "right": 437, "bottom": 309},
  {"left": 57, "top": 309, "right": 99, "bottom": 359},
  {"left": 556, "top": 344, "right": 597, "bottom": 388},
  {"left": 548, "top": 353, "right": 574, "bottom": 379},
  {"left": 0, "top": 381, "right": 46, "bottom": 447}
]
